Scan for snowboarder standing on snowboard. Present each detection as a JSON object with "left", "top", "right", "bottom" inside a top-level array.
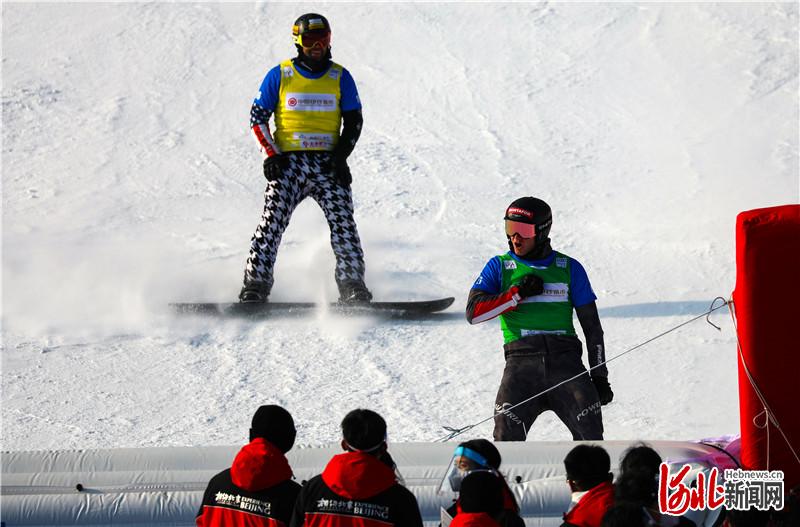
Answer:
[
  {"left": 240, "top": 13, "right": 371, "bottom": 304},
  {"left": 466, "top": 197, "right": 613, "bottom": 441}
]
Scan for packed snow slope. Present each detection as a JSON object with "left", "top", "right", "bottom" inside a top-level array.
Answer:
[{"left": 2, "top": 3, "right": 798, "bottom": 452}]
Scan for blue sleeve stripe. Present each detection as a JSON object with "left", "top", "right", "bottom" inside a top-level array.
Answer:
[
  {"left": 254, "top": 65, "right": 282, "bottom": 112},
  {"left": 340, "top": 68, "right": 362, "bottom": 112},
  {"left": 569, "top": 258, "right": 597, "bottom": 307},
  {"left": 472, "top": 256, "right": 503, "bottom": 293}
]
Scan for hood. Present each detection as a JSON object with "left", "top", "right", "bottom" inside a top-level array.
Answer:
[
  {"left": 230, "top": 438, "right": 293, "bottom": 491},
  {"left": 563, "top": 480, "right": 614, "bottom": 525},
  {"left": 450, "top": 513, "right": 501, "bottom": 527},
  {"left": 321, "top": 451, "right": 396, "bottom": 500}
]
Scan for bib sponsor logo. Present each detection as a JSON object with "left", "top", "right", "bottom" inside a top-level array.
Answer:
[
  {"left": 284, "top": 92, "right": 337, "bottom": 112},
  {"left": 556, "top": 257, "right": 567, "bottom": 268},
  {"left": 521, "top": 329, "right": 567, "bottom": 336},
  {"left": 293, "top": 132, "right": 334, "bottom": 149},
  {"left": 504, "top": 260, "right": 517, "bottom": 270},
  {"left": 519, "top": 283, "right": 569, "bottom": 303},
  {"left": 544, "top": 287, "right": 568, "bottom": 298},
  {"left": 328, "top": 69, "right": 341, "bottom": 80}
]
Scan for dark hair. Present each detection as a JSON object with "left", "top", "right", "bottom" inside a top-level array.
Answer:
[
  {"left": 619, "top": 443, "right": 662, "bottom": 477},
  {"left": 459, "top": 439, "right": 502, "bottom": 469},
  {"left": 458, "top": 439, "right": 520, "bottom": 513},
  {"left": 564, "top": 444, "right": 611, "bottom": 490},
  {"left": 613, "top": 469, "right": 658, "bottom": 506},
  {"left": 614, "top": 444, "right": 662, "bottom": 506},
  {"left": 341, "top": 409, "right": 386, "bottom": 451},
  {"left": 249, "top": 405, "right": 296, "bottom": 453},
  {"left": 601, "top": 503, "right": 646, "bottom": 527},
  {"left": 459, "top": 471, "right": 504, "bottom": 517}
]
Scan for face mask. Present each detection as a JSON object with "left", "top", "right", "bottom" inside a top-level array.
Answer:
[
  {"left": 448, "top": 469, "right": 469, "bottom": 492},
  {"left": 438, "top": 446, "right": 495, "bottom": 496}
]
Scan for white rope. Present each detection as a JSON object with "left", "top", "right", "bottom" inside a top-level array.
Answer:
[
  {"left": 435, "top": 298, "right": 731, "bottom": 442},
  {"left": 728, "top": 301, "right": 800, "bottom": 469}
]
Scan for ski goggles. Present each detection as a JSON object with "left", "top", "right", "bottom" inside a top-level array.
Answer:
[
  {"left": 505, "top": 219, "right": 537, "bottom": 238},
  {"left": 294, "top": 30, "right": 331, "bottom": 49}
]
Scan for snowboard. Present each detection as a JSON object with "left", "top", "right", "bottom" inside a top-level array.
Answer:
[{"left": 170, "top": 297, "right": 455, "bottom": 318}]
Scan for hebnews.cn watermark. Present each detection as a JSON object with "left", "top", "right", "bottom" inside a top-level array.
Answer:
[{"left": 658, "top": 463, "right": 785, "bottom": 515}]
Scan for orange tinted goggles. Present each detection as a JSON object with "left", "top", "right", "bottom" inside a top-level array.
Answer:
[
  {"left": 505, "top": 220, "right": 536, "bottom": 238},
  {"left": 297, "top": 31, "right": 331, "bottom": 48}
]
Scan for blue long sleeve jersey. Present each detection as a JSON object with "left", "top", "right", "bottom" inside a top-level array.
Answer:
[
  {"left": 250, "top": 61, "right": 362, "bottom": 126},
  {"left": 471, "top": 251, "right": 597, "bottom": 307},
  {"left": 468, "top": 250, "right": 607, "bottom": 376}
]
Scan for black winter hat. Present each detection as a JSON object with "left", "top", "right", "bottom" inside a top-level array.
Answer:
[
  {"left": 459, "top": 471, "right": 504, "bottom": 516},
  {"left": 250, "top": 405, "right": 297, "bottom": 453}
]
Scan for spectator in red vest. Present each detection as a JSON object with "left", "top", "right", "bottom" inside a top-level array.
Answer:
[
  {"left": 561, "top": 444, "right": 614, "bottom": 527},
  {"left": 290, "top": 409, "right": 422, "bottom": 527},
  {"left": 196, "top": 405, "right": 300, "bottom": 527}
]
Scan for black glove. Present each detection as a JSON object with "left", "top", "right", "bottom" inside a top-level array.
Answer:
[
  {"left": 331, "top": 154, "right": 352, "bottom": 187},
  {"left": 592, "top": 376, "right": 614, "bottom": 405},
  {"left": 516, "top": 274, "right": 544, "bottom": 298},
  {"left": 263, "top": 155, "right": 288, "bottom": 181}
]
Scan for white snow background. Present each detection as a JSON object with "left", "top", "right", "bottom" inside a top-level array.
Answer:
[{"left": 2, "top": 2, "right": 798, "bottom": 452}]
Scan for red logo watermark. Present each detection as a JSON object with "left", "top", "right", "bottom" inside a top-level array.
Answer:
[{"left": 658, "top": 463, "right": 725, "bottom": 516}]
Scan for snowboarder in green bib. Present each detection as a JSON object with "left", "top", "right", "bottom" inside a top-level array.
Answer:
[{"left": 466, "top": 197, "right": 613, "bottom": 441}]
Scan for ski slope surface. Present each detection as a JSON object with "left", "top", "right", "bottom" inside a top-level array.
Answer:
[{"left": 2, "top": 3, "right": 798, "bottom": 452}]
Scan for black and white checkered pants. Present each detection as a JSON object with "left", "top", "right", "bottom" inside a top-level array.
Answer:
[{"left": 243, "top": 152, "right": 366, "bottom": 292}]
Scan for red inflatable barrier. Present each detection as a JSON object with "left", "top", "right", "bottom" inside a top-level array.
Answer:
[{"left": 733, "top": 204, "right": 800, "bottom": 489}]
